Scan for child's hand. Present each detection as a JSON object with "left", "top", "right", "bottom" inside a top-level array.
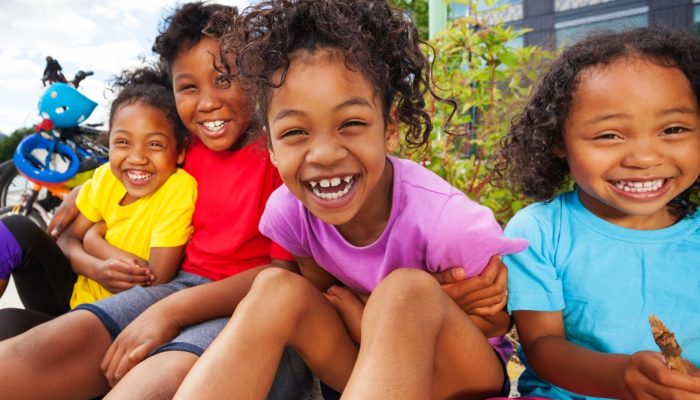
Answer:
[
  {"left": 433, "top": 255, "right": 508, "bottom": 316},
  {"left": 324, "top": 285, "right": 366, "bottom": 343},
  {"left": 623, "top": 351, "right": 700, "bottom": 399},
  {"left": 101, "top": 305, "right": 182, "bottom": 387},
  {"left": 47, "top": 186, "right": 81, "bottom": 239},
  {"left": 94, "top": 257, "right": 154, "bottom": 294}
]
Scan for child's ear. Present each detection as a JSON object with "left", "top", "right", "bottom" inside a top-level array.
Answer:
[
  {"left": 264, "top": 126, "right": 278, "bottom": 167},
  {"left": 177, "top": 148, "right": 186, "bottom": 165},
  {"left": 385, "top": 106, "right": 399, "bottom": 152}
]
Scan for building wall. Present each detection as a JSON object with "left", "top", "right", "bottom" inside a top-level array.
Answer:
[{"left": 445, "top": 0, "right": 697, "bottom": 47}]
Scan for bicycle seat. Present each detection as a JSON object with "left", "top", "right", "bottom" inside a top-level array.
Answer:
[{"left": 38, "top": 83, "right": 97, "bottom": 128}]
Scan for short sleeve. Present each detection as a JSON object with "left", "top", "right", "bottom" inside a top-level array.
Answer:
[
  {"left": 259, "top": 186, "right": 311, "bottom": 258},
  {"left": 504, "top": 209, "right": 564, "bottom": 313},
  {"left": 149, "top": 170, "right": 197, "bottom": 248},
  {"left": 75, "top": 164, "right": 108, "bottom": 223},
  {"left": 426, "top": 194, "right": 528, "bottom": 277}
]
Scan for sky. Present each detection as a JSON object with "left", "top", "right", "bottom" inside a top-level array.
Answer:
[{"left": 0, "top": 0, "right": 252, "bottom": 135}]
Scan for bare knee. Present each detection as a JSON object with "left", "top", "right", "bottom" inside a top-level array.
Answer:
[
  {"left": 372, "top": 268, "right": 443, "bottom": 306},
  {"left": 243, "top": 268, "right": 321, "bottom": 314},
  {"left": 107, "top": 351, "right": 198, "bottom": 400}
]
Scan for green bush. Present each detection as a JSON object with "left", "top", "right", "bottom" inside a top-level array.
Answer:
[
  {"left": 397, "top": 0, "right": 554, "bottom": 225},
  {"left": 0, "top": 127, "right": 32, "bottom": 164}
]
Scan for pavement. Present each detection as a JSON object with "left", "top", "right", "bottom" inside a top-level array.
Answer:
[{"left": 0, "top": 278, "right": 22, "bottom": 309}]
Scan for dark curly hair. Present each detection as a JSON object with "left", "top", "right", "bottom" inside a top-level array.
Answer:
[
  {"left": 220, "top": 0, "right": 454, "bottom": 147},
  {"left": 152, "top": 2, "right": 237, "bottom": 69},
  {"left": 495, "top": 26, "right": 700, "bottom": 217},
  {"left": 109, "top": 65, "right": 190, "bottom": 151}
]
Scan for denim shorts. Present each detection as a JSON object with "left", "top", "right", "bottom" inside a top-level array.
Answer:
[{"left": 75, "top": 270, "right": 314, "bottom": 399}]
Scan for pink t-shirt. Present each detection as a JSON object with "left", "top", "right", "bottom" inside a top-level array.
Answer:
[
  {"left": 260, "top": 156, "right": 527, "bottom": 362},
  {"left": 260, "top": 156, "right": 526, "bottom": 292}
]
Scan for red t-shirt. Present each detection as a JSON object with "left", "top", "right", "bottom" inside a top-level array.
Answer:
[{"left": 182, "top": 136, "right": 293, "bottom": 281}]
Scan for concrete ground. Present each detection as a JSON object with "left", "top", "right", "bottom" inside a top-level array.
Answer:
[{"left": 0, "top": 278, "right": 22, "bottom": 309}]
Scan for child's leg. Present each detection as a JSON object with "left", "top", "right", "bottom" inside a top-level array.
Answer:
[
  {"left": 343, "top": 268, "right": 505, "bottom": 400},
  {"left": 0, "top": 309, "right": 113, "bottom": 399},
  {"left": 0, "top": 308, "right": 54, "bottom": 339},
  {"left": 2, "top": 215, "right": 75, "bottom": 315},
  {"left": 104, "top": 350, "right": 199, "bottom": 400},
  {"left": 174, "top": 268, "right": 359, "bottom": 400}
]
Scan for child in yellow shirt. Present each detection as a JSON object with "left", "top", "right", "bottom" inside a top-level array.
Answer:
[{"left": 0, "top": 65, "right": 196, "bottom": 313}]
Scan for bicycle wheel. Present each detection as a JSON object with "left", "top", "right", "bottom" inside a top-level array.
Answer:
[
  {"left": 0, "top": 205, "right": 47, "bottom": 230},
  {"left": 0, "top": 160, "right": 57, "bottom": 210}
]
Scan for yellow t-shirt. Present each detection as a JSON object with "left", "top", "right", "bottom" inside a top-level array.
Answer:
[{"left": 70, "top": 164, "right": 197, "bottom": 308}]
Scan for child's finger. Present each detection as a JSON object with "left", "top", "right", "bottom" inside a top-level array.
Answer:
[
  {"left": 102, "top": 343, "right": 126, "bottom": 387},
  {"left": 432, "top": 267, "right": 465, "bottom": 285}
]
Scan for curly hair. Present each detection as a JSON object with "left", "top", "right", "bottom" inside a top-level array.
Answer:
[
  {"left": 152, "top": 2, "right": 237, "bottom": 68},
  {"left": 495, "top": 26, "right": 700, "bottom": 217},
  {"left": 109, "top": 65, "right": 190, "bottom": 151},
  {"left": 220, "top": 0, "right": 454, "bottom": 147}
]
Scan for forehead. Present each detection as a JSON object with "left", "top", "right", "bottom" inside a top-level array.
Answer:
[
  {"left": 270, "top": 48, "right": 382, "bottom": 108},
  {"left": 171, "top": 37, "right": 221, "bottom": 75},
  {"left": 111, "top": 102, "right": 174, "bottom": 136}
]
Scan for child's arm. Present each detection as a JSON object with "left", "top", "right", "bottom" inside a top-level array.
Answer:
[
  {"left": 515, "top": 310, "right": 700, "bottom": 399},
  {"left": 83, "top": 222, "right": 149, "bottom": 269},
  {"left": 100, "top": 258, "right": 297, "bottom": 386},
  {"left": 147, "top": 246, "right": 183, "bottom": 285},
  {"left": 47, "top": 185, "right": 81, "bottom": 238},
  {"left": 56, "top": 214, "right": 153, "bottom": 293},
  {"left": 0, "top": 279, "right": 7, "bottom": 298},
  {"left": 433, "top": 255, "right": 511, "bottom": 337}
]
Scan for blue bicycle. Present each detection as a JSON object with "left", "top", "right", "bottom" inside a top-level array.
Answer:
[{"left": 0, "top": 83, "right": 108, "bottom": 228}]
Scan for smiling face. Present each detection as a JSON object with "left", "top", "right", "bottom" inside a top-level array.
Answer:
[
  {"left": 171, "top": 37, "right": 254, "bottom": 151},
  {"left": 266, "top": 50, "right": 398, "bottom": 232},
  {"left": 561, "top": 56, "right": 700, "bottom": 229},
  {"left": 109, "top": 101, "right": 185, "bottom": 205}
]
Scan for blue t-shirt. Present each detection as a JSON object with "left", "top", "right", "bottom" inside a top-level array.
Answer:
[{"left": 504, "top": 190, "right": 700, "bottom": 400}]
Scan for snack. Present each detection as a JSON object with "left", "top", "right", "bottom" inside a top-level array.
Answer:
[{"left": 648, "top": 314, "right": 688, "bottom": 374}]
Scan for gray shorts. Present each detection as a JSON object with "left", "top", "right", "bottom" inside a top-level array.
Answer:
[
  {"left": 75, "top": 271, "right": 314, "bottom": 398},
  {"left": 75, "top": 271, "right": 224, "bottom": 356}
]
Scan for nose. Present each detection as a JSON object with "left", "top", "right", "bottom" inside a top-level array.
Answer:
[
  {"left": 127, "top": 145, "right": 148, "bottom": 165},
  {"left": 621, "top": 138, "right": 663, "bottom": 169},
  {"left": 305, "top": 133, "right": 348, "bottom": 166},
  {"left": 197, "top": 85, "right": 223, "bottom": 113}
]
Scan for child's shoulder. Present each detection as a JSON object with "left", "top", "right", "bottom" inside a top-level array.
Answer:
[
  {"left": 506, "top": 191, "right": 575, "bottom": 230},
  {"left": 390, "top": 156, "right": 462, "bottom": 198}
]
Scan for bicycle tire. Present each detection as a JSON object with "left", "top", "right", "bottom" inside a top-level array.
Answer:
[
  {"left": 0, "top": 160, "right": 59, "bottom": 211},
  {"left": 0, "top": 205, "right": 47, "bottom": 230}
]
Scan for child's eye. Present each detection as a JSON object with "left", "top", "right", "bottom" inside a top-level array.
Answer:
[
  {"left": 342, "top": 120, "right": 366, "bottom": 129},
  {"left": 176, "top": 84, "right": 196, "bottom": 92},
  {"left": 593, "top": 132, "right": 620, "bottom": 140},
  {"left": 281, "top": 129, "right": 306, "bottom": 138},
  {"left": 662, "top": 126, "right": 688, "bottom": 135},
  {"left": 149, "top": 141, "right": 165, "bottom": 148},
  {"left": 112, "top": 139, "right": 129, "bottom": 146}
]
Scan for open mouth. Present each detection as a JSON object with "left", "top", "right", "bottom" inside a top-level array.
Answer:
[
  {"left": 125, "top": 170, "right": 154, "bottom": 186},
  {"left": 199, "top": 120, "right": 230, "bottom": 137},
  {"left": 612, "top": 178, "right": 666, "bottom": 193},
  {"left": 306, "top": 175, "right": 355, "bottom": 200}
]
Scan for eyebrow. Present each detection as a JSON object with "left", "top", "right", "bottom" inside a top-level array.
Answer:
[
  {"left": 582, "top": 107, "right": 698, "bottom": 126},
  {"left": 272, "top": 97, "right": 374, "bottom": 123}
]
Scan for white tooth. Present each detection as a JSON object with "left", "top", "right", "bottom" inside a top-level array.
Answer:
[
  {"left": 344, "top": 176, "right": 352, "bottom": 183},
  {"left": 320, "top": 179, "right": 330, "bottom": 188},
  {"left": 309, "top": 181, "right": 318, "bottom": 188},
  {"left": 330, "top": 177, "right": 341, "bottom": 187}
]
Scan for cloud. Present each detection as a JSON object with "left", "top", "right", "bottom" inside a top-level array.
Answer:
[{"left": 0, "top": 0, "right": 253, "bottom": 134}]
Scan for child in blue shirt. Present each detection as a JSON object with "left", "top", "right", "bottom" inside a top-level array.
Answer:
[{"left": 498, "top": 27, "right": 700, "bottom": 399}]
